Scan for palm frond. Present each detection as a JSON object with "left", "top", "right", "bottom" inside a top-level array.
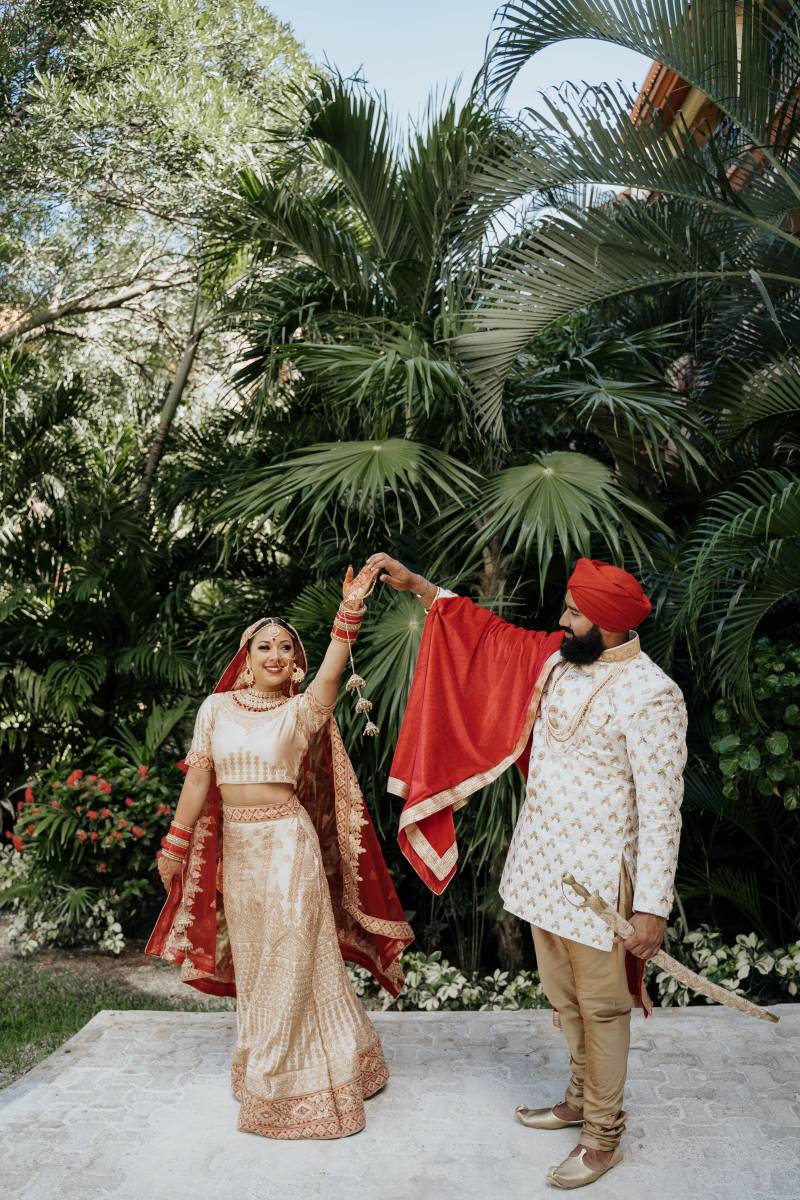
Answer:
[
  {"left": 214, "top": 439, "right": 482, "bottom": 540},
  {"left": 435, "top": 450, "right": 668, "bottom": 591},
  {"left": 301, "top": 75, "right": 410, "bottom": 263},
  {"left": 485, "top": 1, "right": 799, "bottom": 191},
  {"left": 717, "top": 355, "right": 800, "bottom": 444},
  {"left": 211, "top": 166, "right": 377, "bottom": 299},
  {"left": 458, "top": 195, "right": 800, "bottom": 436},
  {"left": 685, "top": 470, "right": 800, "bottom": 712}
]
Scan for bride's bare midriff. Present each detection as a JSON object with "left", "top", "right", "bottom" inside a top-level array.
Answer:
[{"left": 219, "top": 782, "right": 296, "bottom": 807}]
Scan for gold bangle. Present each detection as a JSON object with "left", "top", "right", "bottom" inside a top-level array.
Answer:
[
  {"left": 172, "top": 820, "right": 194, "bottom": 833},
  {"left": 159, "top": 848, "right": 182, "bottom": 863},
  {"left": 165, "top": 833, "right": 190, "bottom": 850}
]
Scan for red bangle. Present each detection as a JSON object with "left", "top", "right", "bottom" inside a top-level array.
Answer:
[{"left": 161, "top": 835, "right": 189, "bottom": 859}]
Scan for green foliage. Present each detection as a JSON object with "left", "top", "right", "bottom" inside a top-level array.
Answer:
[
  {"left": 0, "top": 747, "right": 185, "bottom": 949},
  {"left": 711, "top": 640, "right": 800, "bottom": 812},
  {"left": 348, "top": 950, "right": 549, "bottom": 1012},
  {"left": 653, "top": 925, "right": 800, "bottom": 1008},
  {"left": 346, "top": 933, "right": 800, "bottom": 1011}
]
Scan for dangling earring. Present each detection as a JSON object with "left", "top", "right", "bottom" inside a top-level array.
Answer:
[
  {"left": 242, "top": 661, "right": 254, "bottom": 687},
  {"left": 291, "top": 663, "right": 306, "bottom": 685}
]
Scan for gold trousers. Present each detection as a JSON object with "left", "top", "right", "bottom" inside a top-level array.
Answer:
[
  {"left": 222, "top": 800, "right": 388, "bottom": 1139},
  {"left": 531, "top": 865, "right": 634, "bottom": 1152}
]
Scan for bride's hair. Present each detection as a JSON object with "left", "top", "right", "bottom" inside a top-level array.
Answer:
[{"left": 246, "top": 617, "right": 297, "bottom": 652}]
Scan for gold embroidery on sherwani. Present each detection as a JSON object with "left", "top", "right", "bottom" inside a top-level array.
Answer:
[
  {"left": 222, "top": 804, "right": 388, "bottom": 1140},
  {"left": 500, "top": 636, "right": 687, "bottom": 950}
]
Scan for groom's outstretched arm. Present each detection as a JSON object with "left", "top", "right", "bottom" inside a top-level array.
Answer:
[{"left": 366, "top": 552, "right": 442, "bottom": 609}]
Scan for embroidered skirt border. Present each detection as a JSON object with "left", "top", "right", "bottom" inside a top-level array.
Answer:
[{"left": 231, "top": 1040, "right": 388, "bottom": 1139}]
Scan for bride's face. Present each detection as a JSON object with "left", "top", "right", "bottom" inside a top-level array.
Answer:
[{"left": 248, "top": 625, "right": 295, "bottom": 690}]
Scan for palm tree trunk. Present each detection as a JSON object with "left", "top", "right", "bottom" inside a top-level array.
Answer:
[{"left": 138, "top": 289, "right": 205, "bottom": 504}]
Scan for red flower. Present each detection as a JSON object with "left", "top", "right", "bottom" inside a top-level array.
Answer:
[
  {"left": 97, "top": 862, "right": 107, "bottom": 873},
  {"left": 90, "top": 831, "right": 99, "bottom": 842},
  {"left": 51, "top": 800, "right": 60, "bottom": 810},
  {"left": 115, "top": 830, "right": 124, "bottom": 841},
  {"left": 137, "top": 765, "right": 149, "bottom": 779},
  {"left": 4, "top": 830, "right": 12, "bottom": 840},
  {"left": 77, "top": 830, "right": 88, "bottom": 843},
  {"left": 131, "top": 825, "right": 145, "bottom": 838},
  {"left": 66, "top": 770, "right": 84, "bottom": 787},
  {"left": 26, "top": 824, "right": 36, "bottom": 836},
  {"left": 125, "top": 797, "right": 134, "bottom": 808},
  {"left": 11, "top": 835, "right": 24, "bottom": 852},
  {"left": 87, "top": 775, "right": 97, "bottom": 782},
  {"left": 99, "top": 780, "right": 112, "bottom": 795},
  {"left": 86, "top": 810, "right": 99, "bottom": 821},
  {"left": 175, "top": 759, "right": 188, "bottom": 775},
  {"left": 157, "top": 803, "right": 171, "bottom": 816},
  {"left": 16, "top": 800, "right": 23, "bottom": 812},
  {"left": 24, "top": 787, "right": 35, "bottom": 803},
  {"left": 101, "top": 807, "right": 111, "bottom": 818},
  {"left": 118, "top": 819, "right": 127, "bottom": 829}
]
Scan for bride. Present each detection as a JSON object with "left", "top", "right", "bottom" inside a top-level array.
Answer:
[{"left": 146, "top": 564, "right": 413, "bottom": 1139}]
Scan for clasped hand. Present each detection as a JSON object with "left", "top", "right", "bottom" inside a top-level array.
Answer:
[
  {"left": 342, "top": 563, "right": 379, "bottom": 611},
  {"left": 614, "top": 912, "right": 667, "bottom": 960}
]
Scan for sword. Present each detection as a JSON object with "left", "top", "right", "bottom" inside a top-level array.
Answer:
[{"left": 561, "top": 873, "right": 780, "bottom": 1024}]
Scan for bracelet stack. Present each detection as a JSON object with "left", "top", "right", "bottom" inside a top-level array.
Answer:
[
  {"left": 330, "top": 602, "right": 379, "bottom": 737},
  {"left": 330, "top": 603, "right": 365, "bottom": 645},
  {"left": 158, "top": 820, "right": 194, "bottom": 864}
]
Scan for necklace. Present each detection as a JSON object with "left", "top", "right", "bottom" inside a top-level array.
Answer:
[
  {"left": 233, "top": 687, "right": 290, "bottom": 712},
  {"left": 544, "top": 662, "right": 627, "bottom": 746}
]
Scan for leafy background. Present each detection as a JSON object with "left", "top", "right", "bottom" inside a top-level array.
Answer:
[{"left": 1, "top": 0, "right": 798, "bottom": 974}]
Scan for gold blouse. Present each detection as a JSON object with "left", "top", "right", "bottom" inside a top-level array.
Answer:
[{"left": 184, "top": 687, "right": 334, "bottom": 786}]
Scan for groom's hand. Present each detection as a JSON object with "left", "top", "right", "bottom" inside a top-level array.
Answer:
[
  {"left": 616, "top": 912, "right": 667, "bottom": 960},
  {"left": 366, "top": 552, "right": 422, "bottom": 593}
]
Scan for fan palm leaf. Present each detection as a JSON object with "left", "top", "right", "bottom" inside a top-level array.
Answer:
[
  {"left": 436, "top": 450, "right": 668, "bottom": 590},
  {"left": 214, "top": 439, "right": 482, "bottom": 540}
]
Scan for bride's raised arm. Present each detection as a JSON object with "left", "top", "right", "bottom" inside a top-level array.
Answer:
[{"left": 310, "top": 563, "right": 379, "bottom": 708}]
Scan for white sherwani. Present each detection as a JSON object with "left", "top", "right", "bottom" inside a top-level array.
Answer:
[{"left": 499, "top": 634, "right": 687, "bottom": 951}]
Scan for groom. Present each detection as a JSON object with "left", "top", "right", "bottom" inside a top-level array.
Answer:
[{"left": 369, "top": 552, "right": 687, "bottom": 1190}]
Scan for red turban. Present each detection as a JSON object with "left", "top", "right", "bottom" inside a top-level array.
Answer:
[{"left": 567, "top": 558, "right": 652, "bottom": 633}]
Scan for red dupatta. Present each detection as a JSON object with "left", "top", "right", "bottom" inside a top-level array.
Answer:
[
  {"left": 146, "top": 621, "right": 413, "bottom": 997},
  {"left": 390, "top": 595, "right": 564, "bottom": 893}
]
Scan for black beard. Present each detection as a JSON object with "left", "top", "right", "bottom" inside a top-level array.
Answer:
[{"left": 560, "top": 625, "right": 605, "bottom": 664}]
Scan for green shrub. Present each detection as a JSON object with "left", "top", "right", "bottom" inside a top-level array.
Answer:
[
  {"left": 654, "top": 924, "right": 800, "bottom": 1008},
  {"left": 1, "top": 745, "right": 184, "bottom": 950},
  {"left": 347, "top": 935, "right": 799, "bottom": 1012},
  {"left": 711, "top": 639, "right": 800, "bottom": 811}
]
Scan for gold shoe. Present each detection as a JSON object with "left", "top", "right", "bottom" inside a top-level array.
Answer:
[
  {"left": 515, "top": 1105, "right": 584, "bottom": 1130},
  {"left": 546, "top": 1145, "right": 623, "bottom": 1189}
]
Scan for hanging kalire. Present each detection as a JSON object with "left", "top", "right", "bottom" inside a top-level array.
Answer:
[{"left": 338, "top": 578, "right": 379, "bottom": 736}]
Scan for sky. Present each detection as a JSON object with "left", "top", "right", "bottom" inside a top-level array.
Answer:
[{"left": 265, "top": 1, "right": 653, "bottom": 124}]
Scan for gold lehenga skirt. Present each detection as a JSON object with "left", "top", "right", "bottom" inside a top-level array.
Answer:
[{"left": 222, "top": 800, "right": 388, "bottom": 1139}]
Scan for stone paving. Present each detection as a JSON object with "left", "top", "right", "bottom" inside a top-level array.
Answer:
[{"left": 1, "top": 1006, "right": 798, "bottom": 1200}]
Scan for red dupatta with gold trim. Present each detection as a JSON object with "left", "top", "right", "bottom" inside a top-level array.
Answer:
[
  {"left": 389, "top": 595, "right": 563, "bottom": 893},
  {"left": 145, "top": 623, "right": 413, "bottom": 997}
]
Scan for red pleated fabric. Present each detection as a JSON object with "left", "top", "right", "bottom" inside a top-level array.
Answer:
[{"left": 389, "top": 596, "right": 564, "bottom": 894}]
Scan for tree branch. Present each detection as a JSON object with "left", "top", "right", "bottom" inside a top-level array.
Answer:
[{"left": 0, "top": 273, "right": 193, "bottom": 345}]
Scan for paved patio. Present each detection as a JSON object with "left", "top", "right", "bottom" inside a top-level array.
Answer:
[{"left": 1, "top": 1006, "right": 798, "bottom": 1200}]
